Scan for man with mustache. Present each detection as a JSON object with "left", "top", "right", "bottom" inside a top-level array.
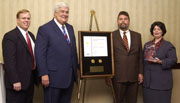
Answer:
[{"left": 112, "top": 11, "right": 143, "bottom": 103}]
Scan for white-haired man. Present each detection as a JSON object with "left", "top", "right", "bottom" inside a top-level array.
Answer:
[{"left": 35, "top": 2, "right": 78, "bottom": 103}]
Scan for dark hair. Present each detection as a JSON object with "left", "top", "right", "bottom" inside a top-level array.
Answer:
[
  {"left": 117, "top": 11, "right": 130, "bottom": 20},
  {"left": 150, "top": 21, "right": 167, "bottom": 36}
]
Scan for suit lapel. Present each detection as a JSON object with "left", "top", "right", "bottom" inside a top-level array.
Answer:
[
  {"left": 116, "top": 30, "right": 129, "bottom": 51},
  {"left": 15, "top": 27, "right": 31, "bottom": 54},
  {"left": 65, "top": 24, "right": 73, "bottom": 44},
  {"left": 129, "top": 30, "right": 135, "bottom": 53},
  {"left": 28, "top": 32, "right": 35, "bottom": 42},
  {"left": 51, "top": 20, "right": 71, "bottom": 45}
]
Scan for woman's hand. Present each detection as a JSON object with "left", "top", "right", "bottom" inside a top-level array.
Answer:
[{"left": 148, "top": 57, "right": 162, "bottom": 64}]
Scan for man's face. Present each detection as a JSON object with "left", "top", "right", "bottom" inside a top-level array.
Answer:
[
  {"left": 54, "top": 7, "right": 69, "bottom": 25},
  {"left": 17, "top": 12, "right": 31, "bottom": 31},
  {"left": 117, "top": 15, "right": 130, "bottom": 31}
]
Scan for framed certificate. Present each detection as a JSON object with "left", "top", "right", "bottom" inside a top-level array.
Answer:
[{"left": 79, "top": 31, "right": 114, "bottom": 78}]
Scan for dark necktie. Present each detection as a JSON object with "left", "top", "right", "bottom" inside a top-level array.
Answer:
[
  {"left": 123, "top": 32, "right": 130, "bottom": 52},
  {"left": 62, "top": 25, "right": 70, "bottom": 43},
  {"left": 26, "top": 32, "right": 35, "bottom": 69}
]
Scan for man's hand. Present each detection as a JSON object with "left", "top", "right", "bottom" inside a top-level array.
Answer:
[
  {"left": 13, "top": 82, "right": 21, "bottom": 91},
  {"left": 41, "top": 75, "right": 49, "bottom": 88},
  {"left": 138, "top": 74, "right": 143, "bottom": 84}
]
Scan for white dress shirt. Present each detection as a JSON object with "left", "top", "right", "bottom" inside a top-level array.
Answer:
[{"left": 54, "top": 18, "right": 70, "bottom": 41}]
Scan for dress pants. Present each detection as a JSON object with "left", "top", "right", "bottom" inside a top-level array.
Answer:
[
  {"left": 6, "top": 72, "right": 35, "bottom": 103},
  {"left": 44, "top": 76, "right": 74, "bottom": 103},
  {"left": 113, "top": 82, "right": 138, "bottom": 103}
]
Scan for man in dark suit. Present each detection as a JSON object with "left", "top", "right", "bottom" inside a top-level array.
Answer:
[
  {"left": 112, "top": 11, "right": 143, "bottom": 103},
  {"left": 2, "top": 9, "right": 36, "bottom": 103},
  {"left": 35, "top": 2, "right": 78, "bottom": 103}
]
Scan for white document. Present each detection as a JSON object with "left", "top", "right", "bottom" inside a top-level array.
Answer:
[{"left": 83, "top": 36, "right": 108, "bottom": 57}]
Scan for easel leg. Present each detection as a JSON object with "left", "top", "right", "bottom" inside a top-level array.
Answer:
[
  {"left": 77, "top": 79, "right": 82, "bottom": 102},
  {"left": 110, "top": 79, "right": 116, "bottom": 103},
  {"left": 82, "top": 79, "right": 87, "bottom": 103}
]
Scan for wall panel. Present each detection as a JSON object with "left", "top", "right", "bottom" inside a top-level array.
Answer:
[{"left": 0, "top": 0, "right": 179, "bottom": 102}]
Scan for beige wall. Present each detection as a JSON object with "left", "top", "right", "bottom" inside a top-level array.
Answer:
[{"left": 0, "top": 0, "right": 180, "bottom": 103}]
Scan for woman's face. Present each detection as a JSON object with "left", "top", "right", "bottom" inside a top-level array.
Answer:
[{"left": 153, "top": 25, "right": 163, "bottom": 39}]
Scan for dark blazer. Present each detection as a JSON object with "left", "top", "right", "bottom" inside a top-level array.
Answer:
[
  {"left": 143, "top": 40, "right": 177, "bottom": 90},
  {"left": 112, "top": 29, "right": 143, "bottom": 82},
  {"left": 2, "top": 27, "right": 36, "bottom": 90},
  {"left": 35, "top": 19, "right": 78, "bottom": 88}
]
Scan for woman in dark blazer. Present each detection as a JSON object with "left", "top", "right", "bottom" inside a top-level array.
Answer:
[{"left": 143, "top": 21, "right": 177, "bottom": 103}]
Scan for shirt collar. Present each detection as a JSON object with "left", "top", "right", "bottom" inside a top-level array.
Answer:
[
  {"left": 17, "top": 26, "right": 28, "bottom": 35},
  {"left": 54, "top": 18, "right": 66, "bottom": 29},
  {"left": 119, "top": 29, "right": 130, "bottom": 35}
]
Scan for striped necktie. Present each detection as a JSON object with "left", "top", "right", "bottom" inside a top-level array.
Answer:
[
  {"left": 62, "top": 25, "right": 70, "bottom": 43},
  {"left": 123, "top": 32, "right": 129, "bottom": 52}
]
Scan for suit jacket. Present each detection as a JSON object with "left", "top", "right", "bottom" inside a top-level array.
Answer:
[
  {"left": 112, "top": 29, "right": 143, "bottom": 82},
  {"left": 2, "top": 27, "right": 36, "bottom": 90},
  {"left": 35, "top": 19, "right": 78, "bottom": 88},
  {"left": 143, "top": 40, "right": 177, "bottom": 90}
]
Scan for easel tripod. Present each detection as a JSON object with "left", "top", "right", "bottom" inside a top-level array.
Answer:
[{"left": 77, "top": 10, "right": 116, "bottom": 103}]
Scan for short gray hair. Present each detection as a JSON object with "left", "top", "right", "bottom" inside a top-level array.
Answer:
[{"left": 54, "top": 2, "right": 69, "bottom": 12}]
